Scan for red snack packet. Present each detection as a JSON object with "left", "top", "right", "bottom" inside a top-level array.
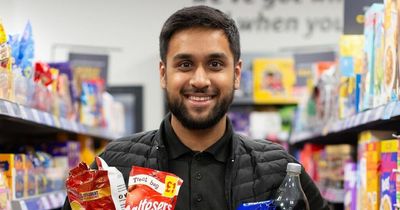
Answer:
[
  {"left": 65, "top": 157, "right": 127, "bottom": 210},
  {"left": 34, "top": 62, "right": 53, "bottom": 86},
  {"left": 126, "top": 166, "right": 183, "bottom": 210}
]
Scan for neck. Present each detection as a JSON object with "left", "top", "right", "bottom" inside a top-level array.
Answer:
[{"left": 170, "top": 115, "right": 227, "bottom": 152}]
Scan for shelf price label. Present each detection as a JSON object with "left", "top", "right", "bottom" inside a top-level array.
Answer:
[
  {"left": 71, "top": 122, "right": 79, "bottom": 131},
  {"left": 43, "top": 113, "right": 54, "bottom": 126},
  {"left": 18, "top": 200, "right": 28, "bottom": 210},
  {"left": 348, "top": 116, "right": 356, "bottom": 128},
  {"left": 31, "top": 109, "right": 41, "bottom": 123},
  {"left": 0, "top": 101, "right": 6, "bottom": 115},
  {"left": 65, "top": 121, "right": 73, "bottom": 131},
  {"left": 40, "top": 196, "right": 51, "bottom": 209},
  {"left": 383, "top": 101, "right": 397, "bottom": 119},
  {"left": 48, "top": 193, "right": 59, "bottom": 208},
  {"left": 362, "top": 110, "right": 372, "bottom": 124},
  {"left": 56, "top": 191, "right": 67, "bottom": 204},
  {"left": 391, "top": 101, "right": 400, "bottom": 117},
  {"left": 18, "top": 105, "right": 28, "bottom": 120},
  {"left": 354, "top": 113, "right": 363, "bottom": 127},
  {"left": 4, "top": 101, "right": 16, "bottom": 117},
  {"left": 60, "top": 118, "right": 68, "bottom": 130},
  {"left": 53, "top": 116, "right": 61, "bottom": 128},
  {"left": 371, "top": 106, "right": 385, "bottom": 121},
  {"left": 78, "top": 124, "right": 86, "bottom": 133}
]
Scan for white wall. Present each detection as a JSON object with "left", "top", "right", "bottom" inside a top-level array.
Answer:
[{"left": 0, "top": 0, "right": 343, "bottom": 131}]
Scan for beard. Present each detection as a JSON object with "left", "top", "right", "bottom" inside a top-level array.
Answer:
[{"left": 165, "top": 86, "right": 234, "bottom": 130}]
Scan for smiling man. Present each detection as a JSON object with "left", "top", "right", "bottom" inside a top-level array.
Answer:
[{"left": 63, "top": 5, "right": 329, "bottom": 210}]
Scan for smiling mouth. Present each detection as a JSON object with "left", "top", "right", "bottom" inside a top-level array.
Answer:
[{"left": 188, "top": 96, "right": 213, "bottom": 101}]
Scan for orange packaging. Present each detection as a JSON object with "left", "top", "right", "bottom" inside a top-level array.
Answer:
[
  {"left": 126, "top": 166, "right": 183, "bottom": 210},
  {"left": 65, "top": 157, "right": 127, "bottom": 210},
  {"left": 366, "top": 141, "right": 381, "bottom": 210}
]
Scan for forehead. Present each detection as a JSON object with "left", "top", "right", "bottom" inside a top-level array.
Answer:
[{"left": 167, "top": 27, "right": 232, "bottom": 59}]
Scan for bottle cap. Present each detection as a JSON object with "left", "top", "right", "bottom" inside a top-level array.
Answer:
[{"left": 286, "top": 163, "right": 301, "bottom": 174}]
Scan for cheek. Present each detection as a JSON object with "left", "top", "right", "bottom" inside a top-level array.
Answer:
[
  {"left": 213, "top": 75, "right": 235, "bottom": 89},
  {"left": 166, "top": 75, "right": 189, "bottom": 90}
]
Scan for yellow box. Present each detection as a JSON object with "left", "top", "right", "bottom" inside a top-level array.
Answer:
[
  {"left": 0, "top": 154, "right": 26, "bottom": 199},
  {"left": 252, "top": 58, "right": 296, "bottom": 104},
  {"left": 366, "top": 141, "right": 381, "bottom": 210}
]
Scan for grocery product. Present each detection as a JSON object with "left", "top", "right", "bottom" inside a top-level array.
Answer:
[
  {"left": 0, "top": 154, "right": 26, "bottom": 199},
  {"left": 253, "top": 58, "right": 296, "bottom": 104},
  {"left": 0, "top": 20, "right": 13, "bottom": 101},
  {"left": 380, "top": 139, "right": 399, "bottom": 210},
  {"left": 66, "top": 157, "right": 127, "bottom": 210},
  {"left": 363, "top": 4, "right": 384, "bottom": 110},
  {"left": 271, "top": 163, "right": 310, "bottom": 210},
  {"left": 126, "top": 166, "right": 183, "bottom": 210},
  {"left": 383, "top": 0, "right": 398, "bottom": 103}
]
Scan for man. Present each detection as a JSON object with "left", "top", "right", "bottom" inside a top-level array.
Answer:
[{"left": 64, "top": 5, "right": 329, "bottom": 210}]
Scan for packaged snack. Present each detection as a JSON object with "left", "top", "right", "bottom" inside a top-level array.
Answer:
[
  {"left": 49, "top": 62, "right": 77, "bottom": 120},
  {"left": 18, "top": 22, "right": 34, "bottom": 79},
  {"left": 344, "top": 162, "right": 357, "bottom": 210},
  {"left": 126, "top": 166, "right": 183, "bottom": 210},
  {"left": 0, "top": 171, "right": 10, "bottom": 210},
  {"left": 66, "top": 157, "right": 126, "bottom": 210},
  {"left": 0, "top": 20, "right": 13, "bottom": 101},
  {"left": 0, "top": 154, "right": 26, "bottom": 199},
  {"left": 34, "top": 62, "right": 53, "bottom": 86}
]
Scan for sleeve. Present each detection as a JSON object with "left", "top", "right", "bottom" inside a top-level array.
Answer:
[
  {"left": 62, "top": 197, "right": 72, "bottom": 210},
  {"left": 299, "top": 165, "right": 330, "bottom": 210}
]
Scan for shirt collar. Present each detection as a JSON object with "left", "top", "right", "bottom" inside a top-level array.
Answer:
[{"left": 162, "top": 113, "right": 233, "bottom": 163}]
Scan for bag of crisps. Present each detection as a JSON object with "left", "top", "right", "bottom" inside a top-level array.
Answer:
[
  {"left": 65, "top": 157, "right": 127, "bottom": 210},
  {"left": 126, "top": 166, "right": 183, "bottom": 210}
]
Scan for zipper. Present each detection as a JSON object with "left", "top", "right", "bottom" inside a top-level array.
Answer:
[{"left": 225, "top": 157, "right": 235, "bottom": 210}]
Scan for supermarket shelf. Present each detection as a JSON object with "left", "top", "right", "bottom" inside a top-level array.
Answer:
[
  {"left": 290, "top": 101, "right": 400, "bottom": 145},
  {"left": 0, "top": 99, "right": 124, "bottom": 140},
  {"left": 322, "top": 188, "right": 345, "bottom": 203},
  {"left": 232, "top": 97, "right": 298, "bottom": 106},
  {"left": 11, "top": 190, "right": 66, "bottom": 210}
]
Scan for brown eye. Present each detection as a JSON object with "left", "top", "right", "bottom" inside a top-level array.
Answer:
[
  {"left": 178, "top": 61, "right": 193, "bottom": 71},
  {"left": 209, "top": 60, "right": 223, "bottom": 71}
]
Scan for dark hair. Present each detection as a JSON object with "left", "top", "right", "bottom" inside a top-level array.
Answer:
[{"left": 159, "top": 5, "right": 241, "bottom": 64}]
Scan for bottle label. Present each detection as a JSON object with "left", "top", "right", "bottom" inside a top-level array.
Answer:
[{"left": 236, "top": 200, "right": 276, "bottom": 210}]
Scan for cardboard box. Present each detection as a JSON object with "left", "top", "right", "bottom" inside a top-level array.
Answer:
[
  {"left": 366, "top": 141, "right": 381, "bottom": 210},
  {"left": 0, "top": 154, "right": 26, "bottom": 199},
  {"left": 383, "top": 0, "right": 399, "bottom": 103},
  {"left": 362, "top": 4, "right": 384, "bottom": 110},
  {"left": 252, "top": 58, "right": 296, "bottom": 104},
  {"left": 380, "top": 139, "right": 398, "bottom": 210}
]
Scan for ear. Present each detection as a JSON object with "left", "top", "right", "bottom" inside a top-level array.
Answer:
[
  {"left": 160, "top": 61, "right": 167, "bottom": 89},
  {"left": 234, "top": 59, "right": 242, "bottom": 90}
]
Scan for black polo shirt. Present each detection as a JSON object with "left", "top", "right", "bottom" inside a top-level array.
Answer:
[{"left": 163, "top": 116, "right": 232, "bottom": 210}]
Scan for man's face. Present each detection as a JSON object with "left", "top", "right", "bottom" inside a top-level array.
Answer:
[{"left": 160, "top": 27, "right": 241, "bottom": 129}]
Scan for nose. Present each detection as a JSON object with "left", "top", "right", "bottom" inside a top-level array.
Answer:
[{"left": 189, "top": 66, "right": 210, "bottom": 88}]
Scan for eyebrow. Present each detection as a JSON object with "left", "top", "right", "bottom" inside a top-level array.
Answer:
[
  {"left": 207, "top": 53, "right": 228, "bottom": 60},
  {"left": 173, "top": 53, "right": 193, "bottom": 61},
  {"left": 172, "top": 53, "right": 228, "bottom": 61}
]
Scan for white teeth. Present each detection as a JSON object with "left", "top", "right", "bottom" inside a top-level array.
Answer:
[{"left": 189, "top": 96, "right": 211, "bottom": 101}]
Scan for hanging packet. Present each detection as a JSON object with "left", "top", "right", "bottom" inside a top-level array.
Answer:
[{"left": 65, "top": 157, "right": 127, "bottom": 210}]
